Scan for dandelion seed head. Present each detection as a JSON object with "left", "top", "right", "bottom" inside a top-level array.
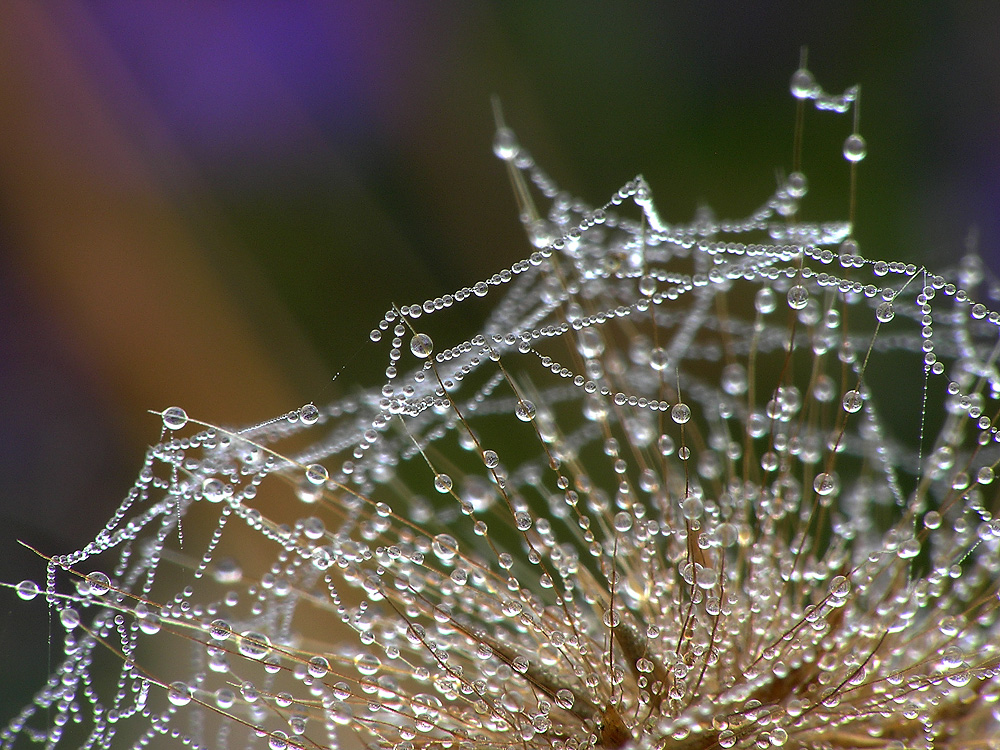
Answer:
[{"left": 4, "top": 65, "right": 1000, "bottom": 750}]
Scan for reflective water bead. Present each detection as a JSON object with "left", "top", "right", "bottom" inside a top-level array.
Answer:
[
  {"left": 721, "top": 363, "right": 747, "bottom": 396},
  {"left": 161, "top": 406, "right": 188, "bottom": 430},
  {"left": 209, "top": 618, "right": 232, "bottom": 641},
  {"left": 555, "top": 689, "right": 574, "bottom": 710},
  {"left": 876, "top": 301, "right": 895, "bottom": 323},
  {"left": 305, "top": 464, "right": 329, "bottom": 486},
  {"left": 671, "top": 403, "right": 691, "bottom": 424},
  {"left": 755, "top": 287, "right": 777, "bottom": 314},
  {"left": 649, "top": 347, "right": 669, "bottom": 371},
  {"left": 299, "top": 403, "right": 320, "bottom": 425},
  {"left": 202, "top": 478, "right": 226, "bottom": 503},
  {"left": 842, "top": 390, "right": 863, "bottom": 413},
  {"left": 613, "top": 512, "right": 633, "bottom": 532},
  {"left": 85, "top": 571, "right": 111, "bottom": 596},
  {"left": 59, "top": 608, "right": 80, "bottom": 629},
  {"left": 786, "top": 171, "right": 807, "bottom": 198},
  {"left": 813, "top": 472, "right": 838, "bottom": 497},
  {"left": 515, "top": 399, "right": 537, "bottom": 422},
  {"left": 787, "top": 285, "right": 809, "bottom": 310},
  {"left": 828, "top": 576, "right": 850, "bottom": 599},
  {"left": 789, "top": 68, "right": 816, "bottom": 99},
  {"left": 843, "top": 133, "right": 867, "bottom": 162},
  {"left": 482, "top": 449, "right": 500, "bottom": 469},
  {"left": 308, "top": 655, "right": 330, "bottom": 678},
  {"left": 493, "top": 126, "right": 519, "bottom": 160},
  {"left": 15, "top": 580, "right": 39, "bottom": 601},
  {"left": 167, "top": 681, "right": 192, "bottom": 707},
  {"left": 238, "top": 631, "right": 273, "bottom": 660},
  {"left": 433, "top": 473, "right": 453, "bottom": 493},
  {"left": 410, "top": 333, "right": 433, "bottom": 359}
]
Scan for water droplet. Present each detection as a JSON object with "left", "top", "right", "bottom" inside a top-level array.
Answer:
[
  {"left": 432, "top": 534, "right": 459, "bottom": 563},
  {"left": 329, "top": 700, "right": 354, "bottom": 725},
  {"left": 161, "top": 406, "right": 188, "bottom": 430},
  {"left": 493, "top": 126, "right": 519, "bottom": 160},
  {"left": 15, "top": 580, "right": 39, "bottom": 601},
  {"left": 85, "top": 571, "right": 111, "bottom": 596},
  {"left": 167, "top": 681, "right": 192, "bottom": 707},
  {"left": 59, "top": 608, "right": 80, "bottom": 630},
  {"left": 305, "top": 464, "right": 329, "bottom": 486},
  {"left": 842, "top": 390, "right": 863, "bottom": 413},
  {"left": 789, "top": 68, "right": 815, "bottom": 99},
  {"left": 555, "top": 689, "right": 574, "bottom": 710},
  {"left": 483, "top": 449, "right": 499, "bottom": 468},
  {"left": 671, "top": 403, "right": 691, "bottom": 424},
  {"left": 434, "top": 473, "right": 453, "bottom": 493},
  {"left": 843, "top": 134, "right": 867, "bottom": 162},
  {"left": 410, "top": 333, "right": 433, "bottom": 358},
  {"left": 813, "top": 472, "right": 838, "bottom": 497},
  {"left": 613, "top": 512, "right": 633, "bottom": 532},
  {"left": 515, "top": 400, "right": 537, "bottom": 422},
  {"left": 299, "top": 403, "right": 320, "bottom": 425},
  {"left": 829, "top": 576, "right": 850, "bottom": 599},
  {"left": 755, "top": 287, "right": 777, "bottom": 314},
  {"left": 209, "top": 619, "right": 231, "bottom": 641},
  {"left": 649, "top": 347, "right": 669, "bottom": 371},
  {"left": 876, "top": 301, "right": 895, "bottom": 323},
  {"left": 238, "top": 631, "right": 272, "bottom": 660},
  {"left": 202, "top": 478, "right": 226, "bottom": 503},
  {"left": 787, "top": 285, "right": 809, "bottom": 310}
]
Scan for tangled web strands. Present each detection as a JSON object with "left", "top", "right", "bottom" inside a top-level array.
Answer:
[{"left": 6, "top": 68, "right": 1000, "bottom": 750}]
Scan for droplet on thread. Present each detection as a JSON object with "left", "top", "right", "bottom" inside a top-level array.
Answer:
[
  {"left": 843, "top": 134, "right": 867, "bottom": 162},
  {"left": 410, "top": 333, "right": 433, "bottom": 359},
  {"left": 161, "top": 406, "right": 188, "bottom": 430}
]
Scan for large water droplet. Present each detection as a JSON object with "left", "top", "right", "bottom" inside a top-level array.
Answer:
[{"left": 161, "top": 406, "right": 188, "bottom": 430}]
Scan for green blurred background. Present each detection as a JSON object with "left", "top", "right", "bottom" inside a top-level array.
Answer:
[{"left": 2, "top": 0, "right": 998, "bottom": 723}]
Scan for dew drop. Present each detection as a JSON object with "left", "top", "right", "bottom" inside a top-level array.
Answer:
[
  {"left": 15, "top": 580, "right": 39, "bottom": 601},
  {"left": 828, "top": 576, "right": 850, "bottom": 599},
  {"left": 755, "top": 287, "right": 777, "bottom": 314},
  {"left": 493, "top": 127, "right": 519, "bottom": 161},
  {"left": 161, "top": 406, "right": 188, "bottom": 430},
  {"left": 305, "top": 464, "right": 329, "bottom": 486},
  {"left": 842, "top": 390, "right": 863, "bottom": 413},
  {"left": 514, "top": 511, "right": 532, "bottom": 531},
  {"left": 299, "top": 403, "right": 320, "bottom": 425},
  {"left": 167, "top": 681, "right": 192, "bottom": 707},
  {"left": 410, "top": 333, "right": 433, "bottom": 359},
  {"left": 515, "top": 400, "right": 537, "bottom": 422},
  {"left": 432, "top": 534, "right": 459, "bottom": 562},
  {"left": 876, "top": 301, "right": 895, "bottom": 323},
  {"left": 238, "top": 631, "right": 272, "bottom": 660},
  {"left": 202, "top": 478, "right": 226, "bottom": 503},
  {"left": 671, "top": 403, "right": 691, "bottom": 424},
  {"left": 483, "top": 450, "right": 500, "bottom": 469},
  {"left": 813, "top": 473, "right": 838, "bottom": 497},
  {"left": 59, "top": 608, "right": 80, "bottom": 630},
  {"left": 209, "top": 619, "right": 232, "bottom": 641},
  {"left": 613, "top": 512, "right": 633, "bottom": 532},
  {"left": 787, "top": 285, "right": 809, "bottom": 310},
  {"left": 434, "top": 473, "right": 453, "bottom": 493},
  {"left": 843, "top": 134, "right": 867, "bottom": 162},
  {"left": 789, "top": 68, "right": 815, "bottom": 99},
  {"left": 85, "top": 571, "right": 111, "bottom": 596},
  {"left": 555, "top": 689, "right": 575, "bottom": 710}
]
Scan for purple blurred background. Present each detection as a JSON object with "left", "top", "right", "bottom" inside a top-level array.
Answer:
[{"left": 2, "top": 1, "right": 998, "bottom": 717}]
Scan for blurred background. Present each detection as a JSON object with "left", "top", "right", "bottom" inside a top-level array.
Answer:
[{"left": 1, "top": 0, "right": 998, "bottom": 722}]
